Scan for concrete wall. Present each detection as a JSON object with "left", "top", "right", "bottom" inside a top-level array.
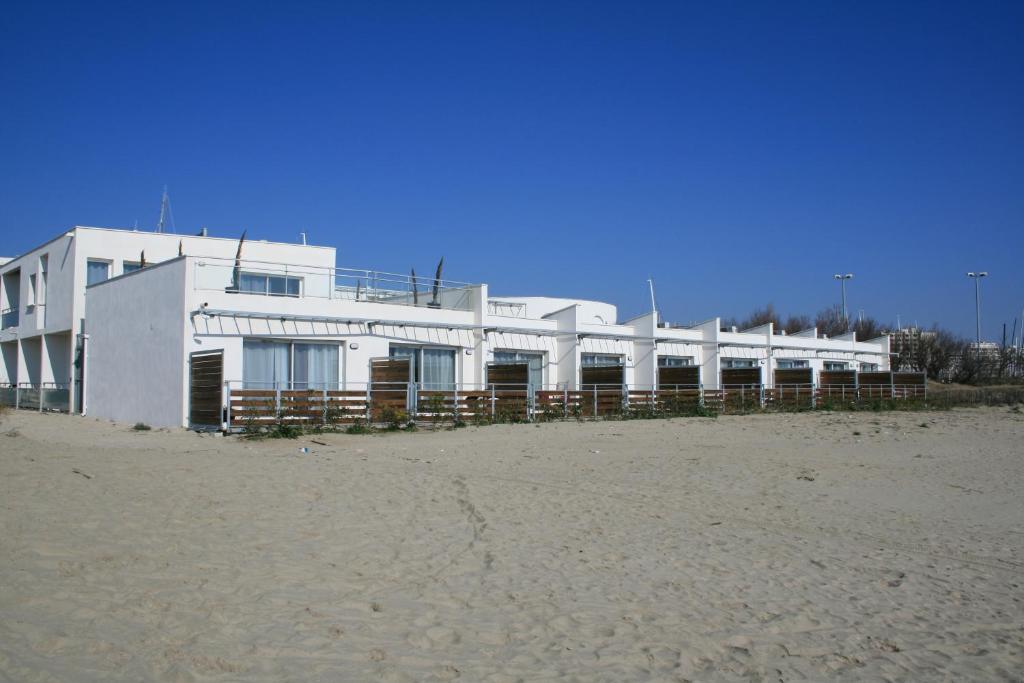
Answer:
[
  {"left": 1, "top": 341, "right": 17, "bottom": 384},
  {"left": 85, "top": 258, "right": 188, "bottom": 427}
]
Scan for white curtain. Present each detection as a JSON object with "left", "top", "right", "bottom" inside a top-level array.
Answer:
[
  {"left": 421, "top": 348, "right": 455, "bottom": 390},
  {"left": 294, "top": 344, "right": 339, "bottom": 389},
  {"left": 243, "top": 340, "right": 289, "bottom": 389}
]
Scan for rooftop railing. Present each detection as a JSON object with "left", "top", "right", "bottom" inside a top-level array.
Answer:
[
  {"left": 192, "top": 256, "right": 477, "bottom": 311},
  {"left": 487, "top": 300, "right": 528, "bottom": 318}
]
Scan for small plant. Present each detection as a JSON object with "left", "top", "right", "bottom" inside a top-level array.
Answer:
[
  {"left": 268, "top": 422, "right": 302, "bottom": 439},
  {"left": 345, "top": 421, "right": 374, "bottom": 435},
  {"left": 133, "top": 422, "right": 152, "bottom": 431}
]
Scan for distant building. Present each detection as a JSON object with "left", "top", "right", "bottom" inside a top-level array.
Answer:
[{"left": 887, "top": 327, "right": 936, "bottom": 369}]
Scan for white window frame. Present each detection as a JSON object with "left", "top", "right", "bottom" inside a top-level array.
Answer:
[
  {"left": 581, "top": 353, "right": 622, "bottom": 367},
  {"left": 658, "top": 355, "right": 694, "bottom": 367},
  {"left": 824, "top": 361, "right": 849, "bottom": 371},
  {"left": 776, "top": 359, "right": 809, "bottom": 369},
  {"left": 86, "top": 259, "right": 112, "bottom": 286},
  {"left": 721, "top": 358, "right": 757, "bottom": 369},
  {"left": 237, "top": 271, "right": 303, "bottom": 297}
]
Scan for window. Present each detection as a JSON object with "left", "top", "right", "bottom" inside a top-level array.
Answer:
[
  {"left": 721, "top": 358, "right": 756, "bottom": 368},
  {"left": 493, "top": 350, "right": 544, "bottom": 388},
  {"left": 824, "top": 361, "right": 849, "bottom": 371},
  {"left": 87, "top": 260, "right": 110, "bottom": 286},
  {"left": 860, "top": 363, "right": 879, "bottom": 372},
  {"left": 777, "top": 359, "right": 809, "bottom": 369},
  {"left": 27, "top": 274, "right": 36, "bottom": 307},
  {"left": 242, "top": 340, "right": 339, "bottom": 389},
  {"left": 581, "top": 354, "right": 621, "bottom": 367},
  {"left": 658, "top": 356, "right": 693, "bottom": 367},
  {"left": 236, "top": 272, "right": 301, "bottom": 297},
  {"left": 389, "top": 345, "right": 456, "bottom": 389},
  {"left": 123, "top": 261, "right": 143, "bottom": 274}
]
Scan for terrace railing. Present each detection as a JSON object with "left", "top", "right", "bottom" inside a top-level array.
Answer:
[
  {"left": 192, "top": 256, "right": 477, "bottom": 311},
  {"left": 0, "top": 383, "right": 70, "bottom": 412}
]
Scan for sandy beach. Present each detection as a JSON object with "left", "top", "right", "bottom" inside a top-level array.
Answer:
[{"left": 1, "top": 407, "right": 1022, "bottom": 681}]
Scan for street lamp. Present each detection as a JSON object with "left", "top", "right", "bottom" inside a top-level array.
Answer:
[
  {"left": 967, "top": 271, "right": 988, "bottom": 348},
  {"left": 833, "top": 273, "right": 854, "bottom": 323}
]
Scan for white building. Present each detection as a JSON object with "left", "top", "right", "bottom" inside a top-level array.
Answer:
[{"left": 2, "top": 226, "right": 893, "bottom": 428}]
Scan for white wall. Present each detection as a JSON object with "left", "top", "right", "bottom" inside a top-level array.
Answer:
[{"left": 85, "top": 258, "right": 188, "bottom": 427}]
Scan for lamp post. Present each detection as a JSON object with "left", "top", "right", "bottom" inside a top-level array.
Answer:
[
  {"left": 833, "top": 273, "right": 854, "bottom": 326},
  {"left": 967, "top": 271, "right": 988, "bottom": 349}
]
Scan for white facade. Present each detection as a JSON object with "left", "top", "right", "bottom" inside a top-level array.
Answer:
[
  {"left": 4, "top": 226, "right": 891, "bottom": 427},
  {"left": 1, "top": 226, "right": 334, "bottom": 412}
]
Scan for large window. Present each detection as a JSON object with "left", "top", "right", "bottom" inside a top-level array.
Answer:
[
  {"left": 824, "top": 361, "right": 849, "bottom": 371},
  {"left": 493, "top": 350, "right": 544, "bottom": 388},
  {"left": 123, "top": 261, "right": 143, "bottom": 274},
  {"left": 777, "top": 359, "right": 809, "bottom": 369},
  {"left": 390, "top": 345, "right": 456, "bottom": 390},
  {"left": 658, "top": 356, "right": 693, "bottom": 367},
  {"left": 87, "top": 260, "right": 110, "bottom": 286},
  {"left": 242, "top": 340, "right": 339, "bottom": 389},
  {"left": 581, "top": 354, "right": 621, "bottom": 367},
  {"left": 860, "top": 363, "right": 879, "bottom": 372},
  {"left": 721, "top": 358, "right": 757, "bottom": 369},
  {"left": 237, "top": 272, "right": 301, "bottom": 297}
]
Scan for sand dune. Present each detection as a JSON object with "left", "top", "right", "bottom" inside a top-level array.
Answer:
[{"left": 1, "top": 407, "right": 1022, "bottom": 681}]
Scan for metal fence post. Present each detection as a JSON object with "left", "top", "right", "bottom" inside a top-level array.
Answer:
[
  {"left": 225, "top": 381, "right": 231, "bottom": 431},
  {"left": 365, "top": 382, "right": 372, "bottom": 423},
  {"left": 275, "top": 384, "right": 282, "bottom": 419},
  {"left": 563, "top": 386, "right": 568, "bottom": 418},
  {"left": 490, "top": 384, "right": 496, "bottom": 419},
  {"left": 593, "top": 385, "right": 598, "bottom": 419}
]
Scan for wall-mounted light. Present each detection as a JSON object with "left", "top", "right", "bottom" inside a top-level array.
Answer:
[
  {"left": 465, "top": 349, "right": 473, "bottom": 355},
  {"left": 349, "top": 342, "right": 359, "bottom": 350}
]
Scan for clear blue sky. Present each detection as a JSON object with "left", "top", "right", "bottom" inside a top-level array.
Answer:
[{"left": 2, "top": 1, "right": 1021, "bottom": 339}]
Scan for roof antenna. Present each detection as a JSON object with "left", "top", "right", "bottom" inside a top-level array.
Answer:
[
  {"left": 647, "top": 277, "right": 658, "bottom": 322},
  {"left": 156, "top": 186, "right": 174, "bottom": 233},
  {"left": 300, "top": 231, "right": 307, "bottom": 245}
]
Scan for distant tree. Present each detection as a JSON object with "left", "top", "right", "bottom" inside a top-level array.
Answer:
[
  {"left": 815, "top": 307, "right": 848, "bottom": 338},
  {"left": 782, "top": 315, "right": 812, "bottom": 335},
  {"left": 739, "top": 304, "right": 780, "bottom": 330},
  {"left": 852, "top": 316, "right": 887, "bottom": 341}
]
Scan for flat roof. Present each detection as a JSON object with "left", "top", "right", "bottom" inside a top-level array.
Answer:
[{"left": 0, "top": 224, "right": 333, "bottom": 267}]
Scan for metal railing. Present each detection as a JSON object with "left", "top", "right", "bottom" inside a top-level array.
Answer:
[
  {"left": 0, "top": 383, "right": 71, "bottom": 412},
  {"left": 193, "top": 256, "right": 477, "bottom": 311},
  {"left": 0, "top": 307, "right": 17, "bottom": 329},
  {"left": 487, "top": 301, "right": 529, "bottom": 318}
]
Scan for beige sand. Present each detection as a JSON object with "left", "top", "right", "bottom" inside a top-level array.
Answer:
[{"left": 1, "top": 407, "right": 1022, "bottom": 681}]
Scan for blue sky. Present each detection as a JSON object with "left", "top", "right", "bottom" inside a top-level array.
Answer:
[{"left": 1, "top": 1, "right": 1021, "bottom": 339}]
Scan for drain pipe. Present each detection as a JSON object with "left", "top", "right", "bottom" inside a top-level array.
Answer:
[{"left": 78, "top": 333, "right": 89, "bottom": 416}]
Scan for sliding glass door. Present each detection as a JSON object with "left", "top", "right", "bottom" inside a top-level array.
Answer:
[
  {"left": 389, "top": 345, "right": 456, "bottom": 390},
  {"left": 243, "top": 340, "right": 340, "bottom": 389}
]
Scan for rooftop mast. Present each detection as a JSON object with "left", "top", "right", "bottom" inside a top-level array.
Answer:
[{"left": 156, "top": 186, "right": 174, "bottom": 233}]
